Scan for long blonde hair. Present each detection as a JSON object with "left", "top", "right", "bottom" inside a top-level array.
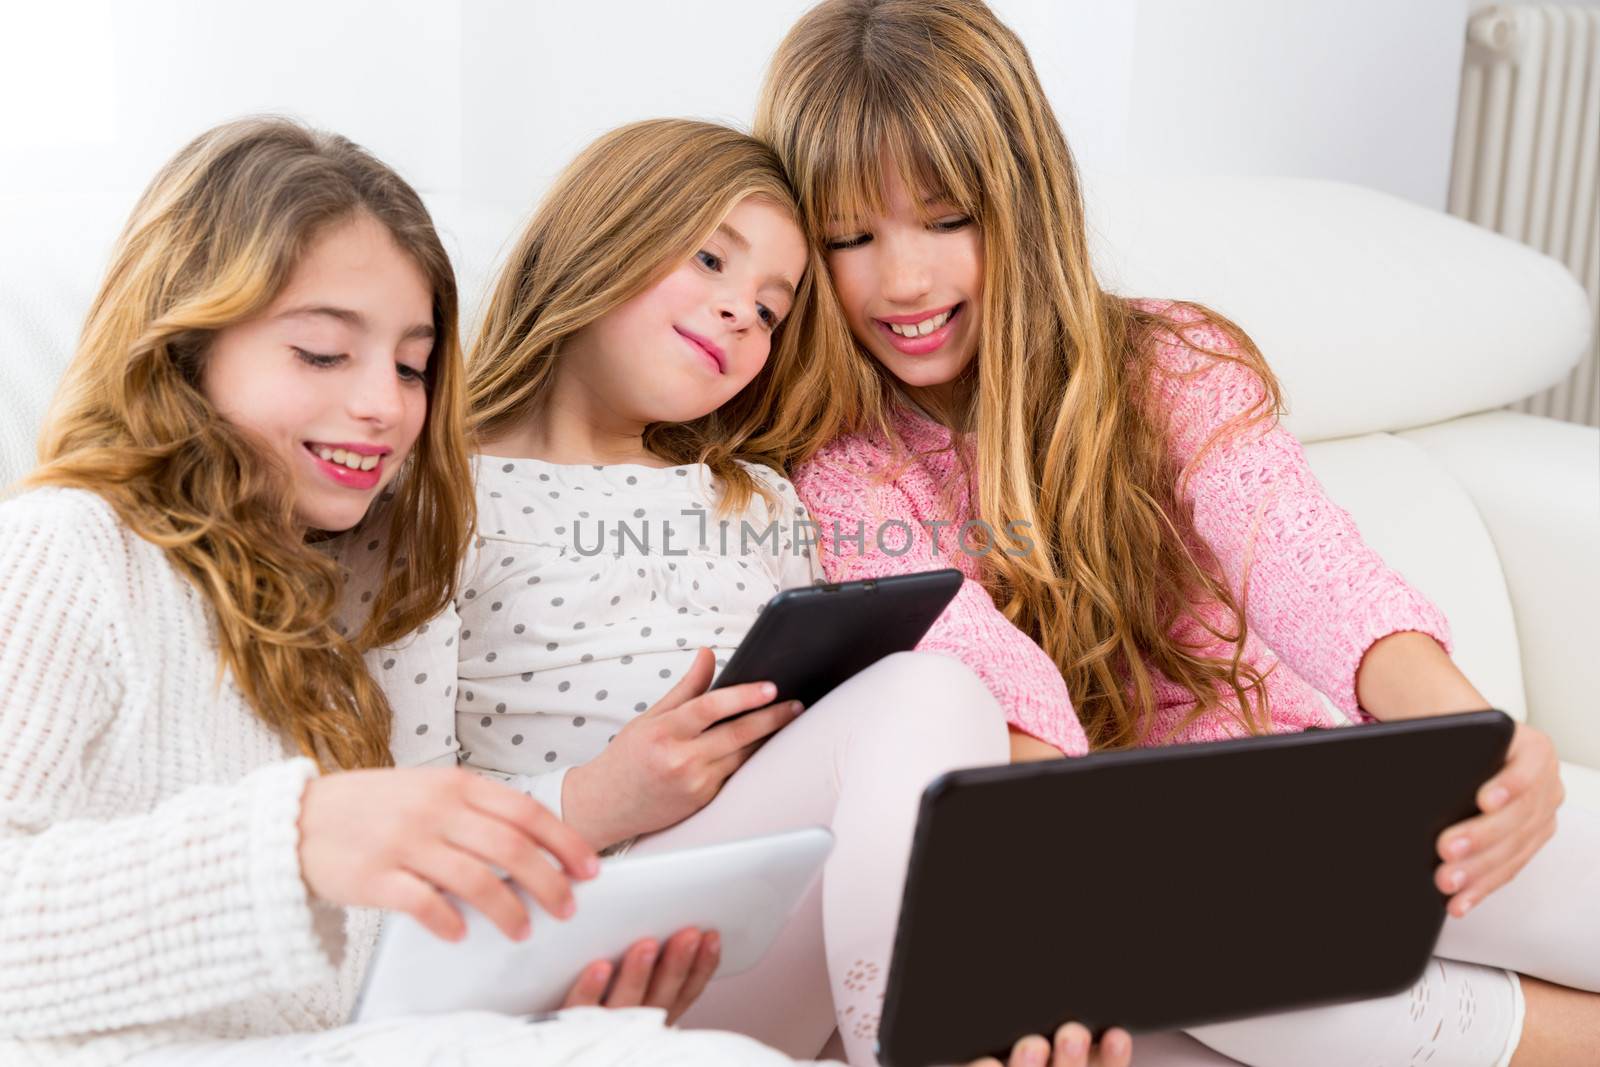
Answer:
[
  {"left": 468, "top": 118, "right": 824, "bottom": 516},
  {"left": 756, "top": 0, "right": 1283, "bottom": 749},
  {"left": 29, "top": 117, "right": 475, "bottom": 770}
]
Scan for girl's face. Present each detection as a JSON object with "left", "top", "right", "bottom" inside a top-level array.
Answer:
[
  {"left": 563, "top": 195, "right": 807, "bottom": 426},
  {"left": 201, "top": 212, "right": 435, "bottom": 533},
  {"left": 823, "top": 166, "right": 984, "bottom": 409}
]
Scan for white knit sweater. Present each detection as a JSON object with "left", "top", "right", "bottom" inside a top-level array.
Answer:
[{"left": 0, "top": 488, "right": 372, "bottom": 1065}]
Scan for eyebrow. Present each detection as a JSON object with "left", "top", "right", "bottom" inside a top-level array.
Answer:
[
  {"left": 278, "top": 304, "right": 435, "bottom": 342},
  {"left": 714, "top": 223, "right": 797, "bottom": 304}
]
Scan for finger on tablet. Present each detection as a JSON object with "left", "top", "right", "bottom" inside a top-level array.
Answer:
[
  {"left": 446, "top": 808, "right": 576, "bottom": 927},
  {"left": 667, "top": 929, "right": 720, "bottom": 1025},
  {"left": 1448, "top": 819, "right": 1552, "bottom": 916},
  {"left": 643, "top": 927, "right": 701, "bottom": 1013},
  {"left": 462, "top": 775, "right": 599, "bottom": 879},
  {"left": 603, "top": 938, "right": 659, "bottom": 1007},
  {"left": 411, "top": 844, "right": 530, "bottom": 940},
  {"left": 1098, "top": 1027, "right": 1133, "bottom": 1067},
  {"left": 676, "top": 678, "right": 777, "bottom": 731},
  {"left": 1009, "top": 1033, "right": 1052, "bottom": 1067},
  {"left": 373, "top": 868, "right": 465, "bottom": 943},
  {"left": 560, "top": 959, "right": 612, "bottom": 1009},
  {"left": 702, "top": 699, "right": 803, "bottom": 759},
  {"left": 1051, "top": 1022, "right": 1091, "bottom": 1067}
]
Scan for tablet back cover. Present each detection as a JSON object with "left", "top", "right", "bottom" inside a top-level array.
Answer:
[{"left": 878, "top": 710, "right": 1513, "bottom": 1067}]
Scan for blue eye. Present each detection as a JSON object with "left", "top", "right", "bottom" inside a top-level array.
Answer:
[
  {"left": 294, "top": 347, "right": 344, "bottom": 368},
  {"left": 757, "top": 305, "right": 779, "bottom": 330},
  {"left": 696, "top": 250, "right": 723, "bottom": 272},
  {"left": 397, "top": 363, "right": 430, "bottom": 386}
]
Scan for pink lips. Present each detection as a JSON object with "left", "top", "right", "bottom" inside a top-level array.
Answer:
[
  {"left": 674, "top": 326, "right": 726, "bottom": 374},
  {"left": 874, "top": 303, "right": 962, "bottom": 356}
]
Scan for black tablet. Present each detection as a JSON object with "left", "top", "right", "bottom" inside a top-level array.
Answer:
[
  {"left": 710, "top": 569, "right": 963, "bottom": 714},
  {"left": 876, "top": 709, "right": 1515, "bottom": 1067}
]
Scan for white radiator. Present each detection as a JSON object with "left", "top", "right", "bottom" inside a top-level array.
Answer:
[{"left": 1449, "top": 4, "right": 1600, "bottom": 427}]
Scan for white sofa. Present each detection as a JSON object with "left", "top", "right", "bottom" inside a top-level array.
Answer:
[{"left": 2, "top": 177, "right": 1596, "bottom": 813}]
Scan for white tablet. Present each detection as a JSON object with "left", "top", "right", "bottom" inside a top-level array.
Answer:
[{"left": 351, "top": 826, "right": 833, "bottom": 1022}]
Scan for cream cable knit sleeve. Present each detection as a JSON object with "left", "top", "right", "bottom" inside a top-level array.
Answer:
[{"left": 0, "top": 489, "right": 344, "bottom": 1043}]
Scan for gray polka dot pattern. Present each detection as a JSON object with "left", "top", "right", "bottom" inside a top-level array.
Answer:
[{"left": 377, "top": 453, "right": 821, "bottom": 781}]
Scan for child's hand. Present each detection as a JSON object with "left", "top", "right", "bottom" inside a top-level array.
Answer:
[
  {"left": 1435, "top": 720, "right": 1564, "bottom": 917},
  {"left": 298, "top": 766, "right": 599, "bottom": 941},
  {"left": 561, "top": 648, "right": 803, "bottom": 850},
  {"left": 560, "top": 926, "right": 721, "bottom": 1024},
  {"left": 967, "top": 1024, "right": 1132, "bottom": 1067}
]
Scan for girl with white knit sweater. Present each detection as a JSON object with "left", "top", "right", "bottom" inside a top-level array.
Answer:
[
  {"left": 0, "top": 117, "right": 886, "bottom": 1067},
  {"left": 362, "top": 119, "right": 1125, "bottom": 1067}
]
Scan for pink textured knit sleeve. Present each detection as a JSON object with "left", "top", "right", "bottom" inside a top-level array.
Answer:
[
  {"left": 793, "top": 441, "right": 1089, "bottom": 755},
  {"left": 1146, "top": 306, "right": 1452, "bottom": 716}
]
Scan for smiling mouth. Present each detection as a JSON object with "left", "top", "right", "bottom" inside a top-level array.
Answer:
[
  {"left": 674, "top": 327, "right": 726, "bottom": 373},
  {"left": 306, "top": 443, "right": 383, "bottom": 472},
  {"left": 873, "top": 303, "right": 963, "bottom": 353},
  {"left": 879, "top": 305, "right": 959, "bottom": 337}
]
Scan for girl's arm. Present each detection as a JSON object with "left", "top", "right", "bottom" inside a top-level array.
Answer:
[
  {"left": 1151, "top": 306, "right": 1561, "bottom": 913},
  {"left": 0, "top": 500, "right": 340, "bottom": 1036},
  {"left": 1357, "top": 630, "right": 1563, "bottom": 917},
  {"left": 793, "top": 446, "right": 1088, "bottom": 756},
  {"left": 1149, "top": 308, "right": 1452, "bottom": 719}
]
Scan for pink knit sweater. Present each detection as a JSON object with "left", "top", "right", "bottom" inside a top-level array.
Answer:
[{"left": 791, "top": 303, "right": 1451, "bottom": 756}]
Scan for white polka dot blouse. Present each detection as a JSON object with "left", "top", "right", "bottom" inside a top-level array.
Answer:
[{"left": 358, "top": 456, "right": 823, "bottom": 799}]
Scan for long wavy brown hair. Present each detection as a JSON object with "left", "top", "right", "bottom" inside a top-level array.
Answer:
[
  {"left": 28, "top": 117, "right": 474, "bottom": 770},
  {"left": 755, "top": 0, "right": 1284, "bottom": 749},
  {"left": 468, "top": 118, "right": 825, "bottom": 516}
]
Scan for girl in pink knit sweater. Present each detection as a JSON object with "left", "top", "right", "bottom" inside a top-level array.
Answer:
[{"left": 754, "top": 1, "right": 1600, "bottom": 1064}]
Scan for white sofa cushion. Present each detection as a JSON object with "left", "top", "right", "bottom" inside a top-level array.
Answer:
[
  {"left": 1402, "top": 412, "right": 1600, "bottom": 768},
  {"left": 1085, "top": 175, "right": 1592, "bottom": 443}
]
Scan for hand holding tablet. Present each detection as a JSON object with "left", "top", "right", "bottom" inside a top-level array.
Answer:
[
  {"left": 711, "top": 569, "right": 964, "bottom": 713},
  {"left": 877, "top": 710, "right": 1515, "bottom": 1067},
  {"left": 353, "top": 827, "right": 832, "bottom": 1023}
]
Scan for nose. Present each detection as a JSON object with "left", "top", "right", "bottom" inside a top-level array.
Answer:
[
  {"left": 346, "top": 351, "right": 408, "bottom": 429},
  {"left": 878, "top": 231, "right": 933, "bottom": 306},
  {"left": 715, "top": 284, "right": 758, "bottom": 331}
]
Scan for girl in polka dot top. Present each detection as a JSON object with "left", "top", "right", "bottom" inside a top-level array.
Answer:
[{"left": 352, "top": 120, "right": 1031, "bottom": 1066}]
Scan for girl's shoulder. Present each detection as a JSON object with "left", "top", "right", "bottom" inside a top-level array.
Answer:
[
  {"left": 1126, "top": 297, "right": 1280, "bottom": 460},
  {"left": 1129, "top": 297, "right": 1249, "bottom": 376},
  {"left": 2, "top": 483, "right": 118, "bottom": 522},
  {"left": 0, "top": 485, "right": 131, "bottom": 553},
  {"left": 728, "top": 458, "right": 810, "bottom": 522},
  {"left": 731, "top": 457, "right": 796, "bottom": 495},
  {"left": 0, "top": 486, "right": 153, "bottom": 612}
]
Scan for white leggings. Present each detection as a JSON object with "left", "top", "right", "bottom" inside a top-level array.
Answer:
[
  {"left": 627, "top": 650, "right": 1011, "bottom": 1065},
  {"left": 1175, "top": 800, "right": 1600, "bottom": 1067}
]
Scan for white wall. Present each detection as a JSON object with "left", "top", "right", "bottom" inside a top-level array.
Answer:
[
  {"left": 0, "top": 0, "right": 1478, "bottom": 214},
  {"left": 1122, "top": 0, "right": 1471, "bottom": 209}
]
